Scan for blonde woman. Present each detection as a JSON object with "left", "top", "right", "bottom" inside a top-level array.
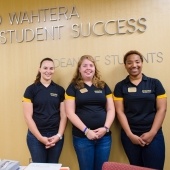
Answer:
[{"left": 65, "top": 55, "right": 115, "bottom": 170}]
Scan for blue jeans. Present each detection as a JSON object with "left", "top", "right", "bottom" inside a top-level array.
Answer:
[
  {"left": 121, "top": 129, "right": 165, "bottom": 170},
  {"left": 73, "top": 135, "right": 112, "bottom": 170},
  {"left": 27, "top": 130, "right": 64, "bottom": 163}
]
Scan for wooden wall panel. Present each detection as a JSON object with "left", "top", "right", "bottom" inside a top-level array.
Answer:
[{"left": 0, "top": 0, "right": 169, "bottom": 169}]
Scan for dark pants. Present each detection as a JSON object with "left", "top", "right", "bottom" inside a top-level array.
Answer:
[
  {"left": 121, "top": 129, "right": 165, "bottom": 170},
  {"left": 27, "top": 130, "right": 64, "bottom": 163}
]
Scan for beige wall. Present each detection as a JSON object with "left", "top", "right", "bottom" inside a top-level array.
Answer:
[{"left": 0, "top": 0, "right": 169, "bottom": 169}]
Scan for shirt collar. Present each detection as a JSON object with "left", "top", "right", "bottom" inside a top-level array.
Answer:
[
  {"left": 125, "top": 74, "right": 148, "bottom": 83},
  {"left": 37, "top": 80, "right": 55, "bottom": 86}
]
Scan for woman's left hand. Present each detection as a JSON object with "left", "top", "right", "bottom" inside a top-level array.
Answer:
[
  {"left": 45, "top": 135, "right": 60, "bottom": 149},
  {"left": 93, "top": 127, "right": 107, "bottom": 139},
  {"left": 140, "top": 131, "right": 156, "bottom": 145}
]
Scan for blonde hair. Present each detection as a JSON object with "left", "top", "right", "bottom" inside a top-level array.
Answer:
[{"left": 71, "top": 55, "right": 105, "bottom": 89}]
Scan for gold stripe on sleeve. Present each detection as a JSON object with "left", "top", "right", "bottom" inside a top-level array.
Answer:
[
  {"left": 106, "top": 94, "right": 113, "bottom": 98},
  {"left": 22, "top": 97, "right": 31, "bottom": 102},
  {"left": 113, "top": 95, "right": 123, "bottom": 101},
  {"left": 157, "top": 94, "right": 167, "bottom": 99},
  {"left": 65, "top": 93, "right": 75, "bottom": 100}
]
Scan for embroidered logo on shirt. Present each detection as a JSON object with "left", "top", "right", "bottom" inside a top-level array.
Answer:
[
  {"left": 50, "top": 93, "right": 58, "bottom": 97},
  {"left": 142, "top": 90, "right": 152, "bottom": 93},
  {"left": 94, "top": 90, "right": 102, "bottom": 93}
]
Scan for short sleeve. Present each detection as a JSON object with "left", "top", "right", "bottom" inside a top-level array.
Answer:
[
  {"left": 113, "top": 82, "right": 124, "bottom": 101},
  {"left": 104, "top": 83, "right": 112, "bottom": 98},
  {"left": 65, "top": 83, "right": 76, "bottom": 100},
  {"left": 59, "top": 86, "right": 65, "bottom": 102},
  {"left": 22, "top": 85, "right": 34, "bottom": 102},
  {"left": 154, "top": 79, "right": 167, "bottom": 98}
]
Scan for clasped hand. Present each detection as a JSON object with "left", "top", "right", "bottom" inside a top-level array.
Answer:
[
  {"left": 86, "top": 127, "right": 107, "bottom": 140},
  {"left": 40, "top": 135, "right": 60, "bottom": 149},
  {"left": 129, "top": 131, "right": 155, "bottom": 147}
]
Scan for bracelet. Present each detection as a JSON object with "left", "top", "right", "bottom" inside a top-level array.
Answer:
[
  {"left": 83, "top": 127, "right": 88, "bottom": 133},
  {"left": 104, "top": 126, "right": 109, "bottom": 132},
  {"left": 56, "top": 133, "right": 62, "bottom": 140},
  {"left": 85, "top": 128, "right": 90, "bottom": 136}
]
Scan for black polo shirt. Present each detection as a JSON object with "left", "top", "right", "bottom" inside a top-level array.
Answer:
[
  {"left": 65, "top": 83, "right": 112, "bottom": 137},
  {"left": 23, "top": 81, "right": 65, "bottom": 133},
  {"left": 113, "top": 74, "right": 167, "bottom": 134}
]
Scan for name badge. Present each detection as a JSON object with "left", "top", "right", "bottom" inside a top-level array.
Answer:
[
  {"left": 128, "top": 87, "right": 137, "bottom": 93},
  {"left": 80, "top": 88, "right": 88, "bottom": 93}
]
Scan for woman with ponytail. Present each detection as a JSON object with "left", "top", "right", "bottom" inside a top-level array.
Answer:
[{"left": 22, "top": 58, "right": 67, "bottom": 163}]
